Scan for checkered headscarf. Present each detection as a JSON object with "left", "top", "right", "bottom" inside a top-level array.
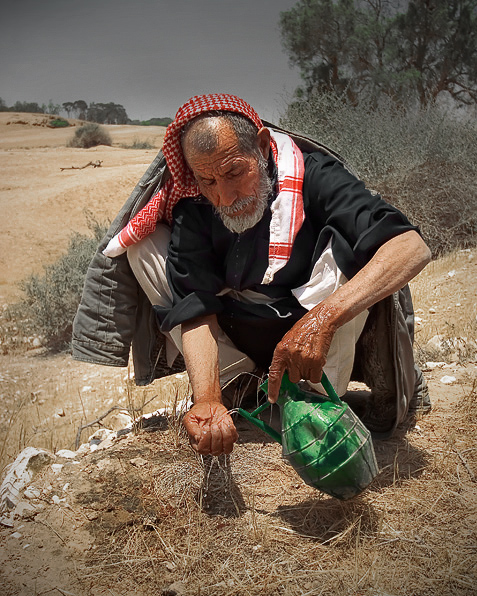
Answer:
[{"left": 103, "top": 93, "right": 304, "bottom": 284}]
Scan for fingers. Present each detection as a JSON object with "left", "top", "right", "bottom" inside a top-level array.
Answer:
[
  {"left": 267, "top": 355, "right": 286, "bottom": 403},
  {"left": 182, "top": 404, "right": 238, "bottom": 456}
]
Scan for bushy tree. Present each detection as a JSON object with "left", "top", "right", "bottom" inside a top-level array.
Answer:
[
  {"left": 11, "top": 100, "right": 45, "bottom": 113},
  {"left": 86, "top": 102, "right": 129, "bottom": 124},
  {"left": 280, "top": 0, "right": 477, "bottom": 106},
  {"left": 393, "top": 0, "right": 477, "bottom": 105},
  {"left": 73, "top": 100, "right": 88, "bottom": 120}
]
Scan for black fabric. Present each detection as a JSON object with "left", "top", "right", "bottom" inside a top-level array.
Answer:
[
  {"left": 157, "top": 150, "right": 419, "bottom": 334},
  {"left": 217, "top": 296, "right": 306, "bottom": 369}
]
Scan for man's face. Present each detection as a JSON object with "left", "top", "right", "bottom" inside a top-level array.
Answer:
[{"left": 183, "top": 122, "right": 272, "bottom": 233}]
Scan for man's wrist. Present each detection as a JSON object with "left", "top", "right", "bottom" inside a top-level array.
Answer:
[{"left": 191, "top": 391, "right": 223, "bottom": 406}]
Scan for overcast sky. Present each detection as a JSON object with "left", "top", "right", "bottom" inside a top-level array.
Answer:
[{"left": 0, "top": 0, "right": 303, "bottom": 122}]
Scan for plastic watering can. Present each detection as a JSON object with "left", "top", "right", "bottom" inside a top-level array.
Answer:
[{"left": 236, "top": 372, "right": 379, "bottom": 500}]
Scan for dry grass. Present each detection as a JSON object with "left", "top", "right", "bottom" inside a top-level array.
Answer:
[
  {"left": 63, "top": 383, "right": 476, "bottom": 596},
  {"left": 0, "top": 350, "right": 190, "bottom": 474}
]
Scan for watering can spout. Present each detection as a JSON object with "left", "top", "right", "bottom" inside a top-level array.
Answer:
[
  {"left": 236, "top": 372, "right": 379, "bottom": 500},
  {"left": 236, "top": 400, "right": 282, "bottom": 444}
]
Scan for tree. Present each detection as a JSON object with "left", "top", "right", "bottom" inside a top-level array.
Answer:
[
  {"left": 280, "top": 0, "right": 477, "bottom": 106},
  {"left": 73, "top": 100, "right": 88, "bottom": 120},
  {"left": 280, "top": 0, "right": 361, "bottom": 100},
  {"left": 86, "top": 102, "right": 129, "bottom": 124},
  {"left": 62, "top": 101, "right": 74, "bottom": 117},
  {"left": 11, "top": 101, "right": 44, "bottom": 113},
  {"left": 43, "top": 99, "right": 61, "bottom": 115},
  {"left": 393, "top": 0, "right": 477, "bottom": 105}
]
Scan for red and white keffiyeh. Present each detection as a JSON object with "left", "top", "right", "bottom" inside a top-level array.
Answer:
[{"left": 103, "top": 93, "right": 305, "bottom": 284}]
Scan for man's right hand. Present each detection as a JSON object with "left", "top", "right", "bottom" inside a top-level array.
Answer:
[{"left": 182, "top": 402, "right": 238, "bottom": 455}]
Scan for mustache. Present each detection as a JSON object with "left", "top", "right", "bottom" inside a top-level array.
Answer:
[{"left": 215, "top": 195, "right": 255, "bottom": 216}]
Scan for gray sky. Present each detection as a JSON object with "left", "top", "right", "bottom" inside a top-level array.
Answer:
[{"left": 0, "top": 0, "right": 303, "bottom": 122}]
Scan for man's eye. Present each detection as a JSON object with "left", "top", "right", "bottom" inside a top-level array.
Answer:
[{"left": 201, "top": 179, "right": 215, "bottom": 187}]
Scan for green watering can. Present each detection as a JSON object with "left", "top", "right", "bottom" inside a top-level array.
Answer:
[{"left": 236, "top": 372, "right": 379, "bottom": 500}]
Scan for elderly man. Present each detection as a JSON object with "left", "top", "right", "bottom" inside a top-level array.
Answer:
[{"left": 73, "top": 94, "right": 431, "bottom": 456}]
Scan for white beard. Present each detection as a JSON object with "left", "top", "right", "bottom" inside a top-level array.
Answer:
[{"left": 215, "top": 156, "right": 273, "bottom": 234}]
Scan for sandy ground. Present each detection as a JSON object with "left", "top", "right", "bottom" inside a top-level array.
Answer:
[
  {"left": 0, "top": 114, "right": 475, "bottom": 596},
  {"left": 0, "top": 112, "right": 165, "bottom": 303}
]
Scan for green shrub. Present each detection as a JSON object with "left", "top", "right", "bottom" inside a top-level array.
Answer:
[
  {"left": 16, "top": 215, "right": 108, "bottom": 351},
  {"left": 48, "top": 117, "right": 70, "bottom": 128},
  {"left": 68, "top": 123, "right": 112, "bottom": 148},
  {"left": 121, "top": 137, "right": 154, "bottom": 150}
]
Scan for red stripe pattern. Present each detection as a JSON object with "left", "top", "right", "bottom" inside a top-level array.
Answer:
[{"left": 103, "top": 93, "right": 305, "bottom": 283}]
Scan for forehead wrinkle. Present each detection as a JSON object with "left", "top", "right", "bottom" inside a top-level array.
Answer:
[{"left": 187, "top": 129, "right": 252, "bottom": 179}]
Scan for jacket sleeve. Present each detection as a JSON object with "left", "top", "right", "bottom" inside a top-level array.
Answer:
[{"left": 72, "top": 151, "right": 168, "bottom": 380}]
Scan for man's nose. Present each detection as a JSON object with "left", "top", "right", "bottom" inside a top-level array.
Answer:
[{"left": 216, "top": 180, "right": 237, "bottom": 207}]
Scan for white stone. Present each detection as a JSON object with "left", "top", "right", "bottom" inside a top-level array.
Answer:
[
  {"left": 0, "top": 447, "right": 55, "bottom": 510},
  {"left": 76, "top": 443, "right": 90, "bottom": 456},
  {"left": 95, "top": 434, "right": 117, "bottom": 451},
  {"left": 51, "top": 463, "right": 63, "bottom": 474},
  {"left": 88, "top": 428, "right": 115, "bottom": 443},
  {"left": 426, "top": 335, "right": 445, "bottom": 351},
  {"left": 447, "top": 270, "right": 456, "bottom": 277},
  {"left": 13, "top": 501, "right": 35, "bottom": 518},
  {"left": 10, "top": 531, "right": 22, "bottom": 539},
  {"left": 55, "top": 449, "right": 77, "bottom": 459},
  {"left": 0, "top": 515, "right": 14, "bottom": 527},
  {"left": 130, "top": 457, "right": 148, "bottom": 467},
  {"left": 440, "top": 375, "right": 457, "bottom": 385},
  {"left": 424, "top": 361, "right": 447, "bottom": 370},
  {"left": 105, "top": 411, "right": 133, "bottom": 431},
  {"left": 23, "top": 487, "right": 41, "bottom": 500}
]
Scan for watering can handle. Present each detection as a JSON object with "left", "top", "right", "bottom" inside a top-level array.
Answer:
[{"left": 236, "top": 371, "right": 341, "bottom": 444}]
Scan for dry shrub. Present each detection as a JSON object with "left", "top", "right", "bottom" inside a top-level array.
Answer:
[
  {"left": 68, "top": 122, "right": 112, "bottom": 148},
  {"left": 14, "top": 214, "right": 108, "bottom": 351},
  {"left": 280, "top": 92, "right": 477, "bottom": 257},
  {"left": 382, "top": 161, "right": 477, "bottom": 257}
]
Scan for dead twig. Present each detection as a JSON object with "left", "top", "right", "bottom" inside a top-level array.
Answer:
[
  {"left": 60, "top": 160, "right": 103, "bottom": 171},
  {"left": 74, "top": 395, "right": 159, "bottom": 449},
  {"left": 453, "top": 448, "right": 476, "bottom": 482}
]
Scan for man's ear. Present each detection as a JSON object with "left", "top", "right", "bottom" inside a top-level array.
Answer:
[{"left": 257, "top": 127, "right": 271, "bottom": 159}]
